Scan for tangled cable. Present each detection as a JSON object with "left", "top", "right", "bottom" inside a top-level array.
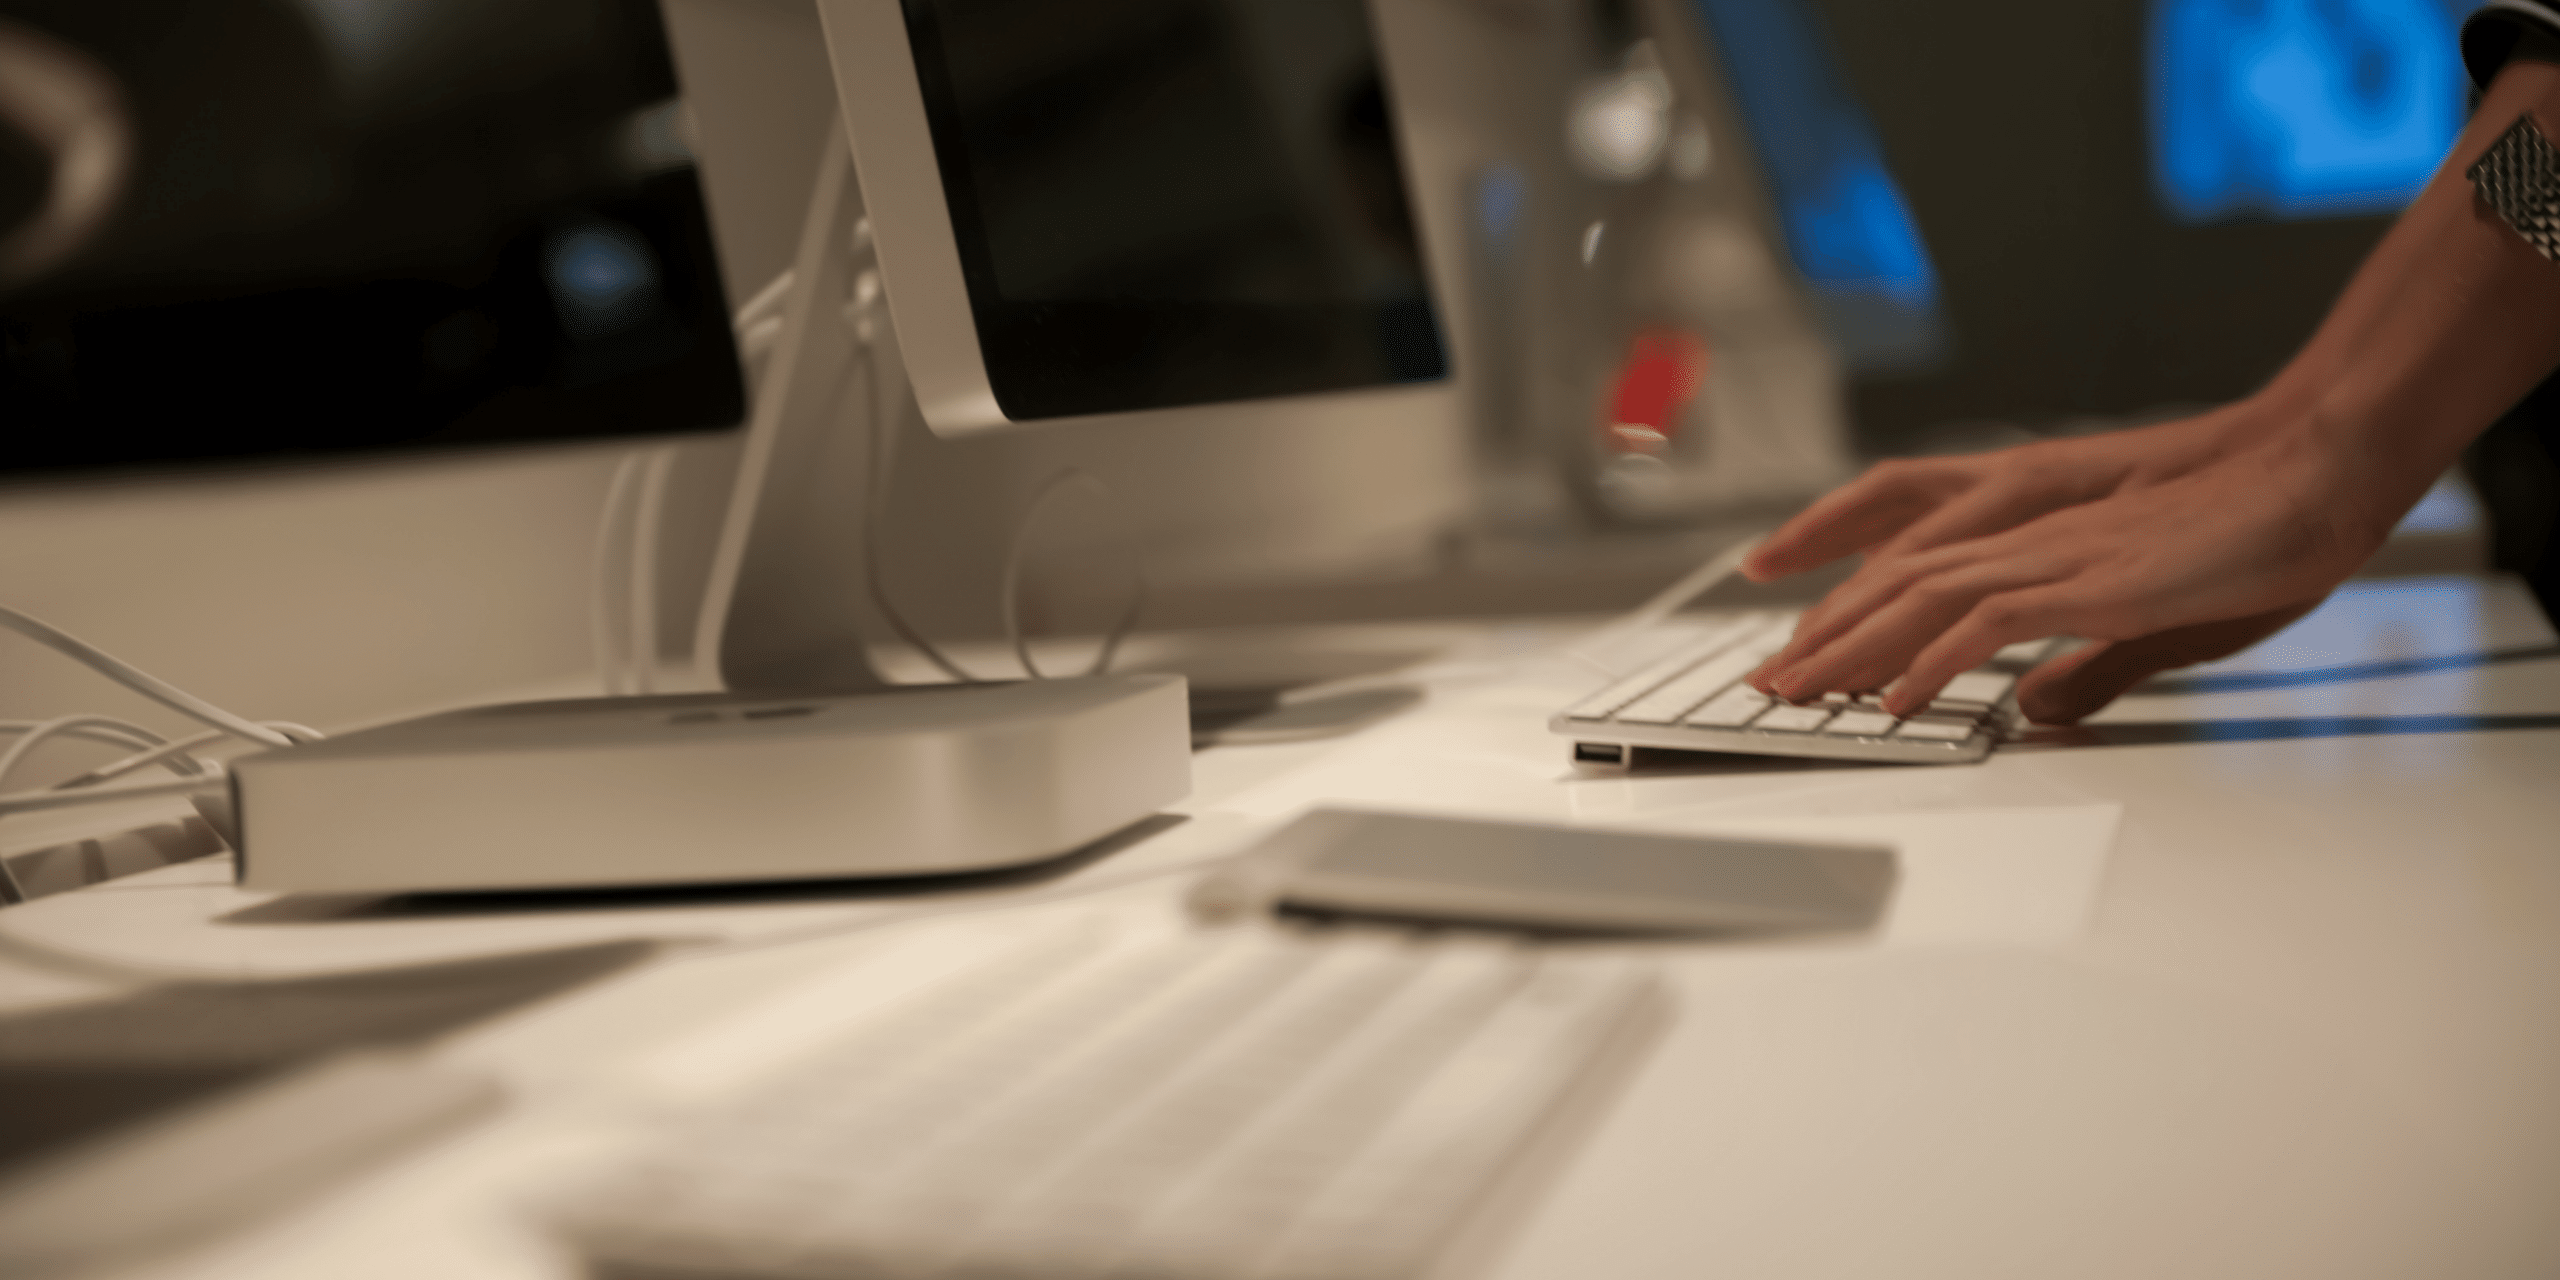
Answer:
[{"left": 0, "top": 605, "right": 318, "bottom": 902}]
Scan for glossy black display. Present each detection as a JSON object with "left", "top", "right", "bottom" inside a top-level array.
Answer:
[
  {"left": 902, "top": 0, "right": 1446, "bottom": 420},
  {"left": 0, "top": 0, "right": 742, "bottom": 476}
]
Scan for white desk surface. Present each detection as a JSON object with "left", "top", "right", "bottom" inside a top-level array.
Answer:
[{"left": 4, "top": 574, "right": 2556, "bottom": 1280}]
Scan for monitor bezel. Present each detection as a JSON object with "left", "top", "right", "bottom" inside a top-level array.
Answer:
[{"left": 815, "top": 0, "right": 1448, "bottom": 436}]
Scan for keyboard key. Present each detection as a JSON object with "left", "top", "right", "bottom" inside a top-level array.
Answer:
[
  {"left": 555, "top": 930, "right": 1662, "bottom": 1280},
  {"left": 1553, "top": 610, "right": 2011, "bottom": 764},
  {"left": 1937, "top": 671, "right": 2015, "bottom": 705},
  {"left": 1559, "top": 666, "right": 1675, "bottom": 721},
  {"left": 1614, "top": 646, "right": 1776, "bottom": 725},
  {"left": 1565, "top": 614, "right": 1777, "bottom": 719},
  {"left": 1752, "top": 704, "right": 1835, "bottom": 733},
  {"left": 1683, "top": 687, "right": 1772, "bottom": 728},
  {"left": 1821, "top": 710, "right": 1898, "bottom": 737}
]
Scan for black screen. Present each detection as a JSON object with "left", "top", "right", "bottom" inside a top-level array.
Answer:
[
  {"left": 0, "top": 0, "right": 743, "bottom": 476},
  {"left": 902, "top": 0, "right": 1447, "bottom": 420}
]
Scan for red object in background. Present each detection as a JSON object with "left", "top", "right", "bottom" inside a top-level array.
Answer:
[{"left": 1604, "top": 327, "right": 1710, "bottom": 453}]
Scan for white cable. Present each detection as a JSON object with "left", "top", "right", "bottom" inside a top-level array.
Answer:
[
  {"left": 3, "top": 716, "right": 210, "bottom": 789},
  {"left": 859, "top": 356, "right": 985, "bottom": 683},
  {"left": 629, "top": 446, "right": 676, "bottom": 695},
  {"left": 591, "top": 444, "right": 675, "bottom": 698},
  {"left": 1, "top": 716, "right": 135, "bottom": 796},
  {"left": 0, "top": 607, "right": 316, "bottom": 901},
  {"left": 734, "top": 270, "right": 799, "bottom": 394},
  {"left": 2, "top": 718, "right": 200, "bottom": 773},
  {"left": 999, "top": 468, "right": 1150, "bottom": 680},
  {"left": 733, "top": 267, "right": 796, "bottom": 335},
  {"left": 848, "top": 246, "right": 986, "bottom": 685},
  {"left": 0, "top": 716, "right": 204, "bottom": 903},
  {"left": 591, "top": 452, "right": 649, "bottom": 696},
  {"left": 738, "top": 315, "right": 786, "bottom": 374},
  {"left": 0, "top": 605, "right": 296, "bottom": 749},
  {"left": 0, "top": 712, "right": 80, "bottom": 902},
  {"left": 731, "top": 215, "right": 1004, "bottom": 686},
  {"left": 0, "top": 775, "right": 225, "bottom": 819},
  {"left": 51, "top": 726, "right": 223, "bottom": 788}
]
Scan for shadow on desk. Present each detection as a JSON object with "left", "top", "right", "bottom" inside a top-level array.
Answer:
[
  {"left": 2133, "top": 642, "right": 2560, "bottom": 695},
  {"left": 2013, "top": 712, "right": 2560, "bottom": 750}
]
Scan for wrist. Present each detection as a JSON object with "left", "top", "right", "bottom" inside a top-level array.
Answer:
[
  {"left": 2127, "top": 396, "right": 2292, "bottom": 474},
  {"left": 2281, "top": 396, "right": 2449, "bottom": 550}
]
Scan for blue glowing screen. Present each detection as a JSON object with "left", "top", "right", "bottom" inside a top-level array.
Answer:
[
  {"left": 1688, "top": 0, "right": 1942, "bottom": 371},
  {"left": 2150, "top": 0, "right": 2467, "bottom": 223}
]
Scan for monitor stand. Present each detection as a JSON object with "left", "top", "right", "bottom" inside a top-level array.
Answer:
[
  {"left": 684, "top": 124, "right": 1430, "bottom": 741},
  {"left": 688, "top": 122, "right": 911, "bottom": 696}
]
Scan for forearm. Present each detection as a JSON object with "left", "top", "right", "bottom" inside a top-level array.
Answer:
[{"left": 2248, "top": 58, "right": 2560, "bottom": 487}]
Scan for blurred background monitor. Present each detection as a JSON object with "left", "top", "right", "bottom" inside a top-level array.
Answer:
[
  {"left": 1743, "top": 0, "right": 2473, "bottom": 448},
  {"left": 0, "top": 0, "right": 744, "bottom": 475}
]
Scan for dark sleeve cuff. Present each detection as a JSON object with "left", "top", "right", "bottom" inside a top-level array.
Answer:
[{"left": 2465, "top": 1, "right": 2560, "bottom": 89}]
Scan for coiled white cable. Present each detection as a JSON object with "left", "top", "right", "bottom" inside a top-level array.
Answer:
[
  {"left": 1, "top": 607, "right": 321, "bottom": 902},
  {"left": 592, "top": 450, "right": 651, "bottom": 696},
  {"left": 999, "top": 468, "right": 1149, "bottom": 680},
  {"left": 0, "top": 717, "right": 206, "bottom": 776}
]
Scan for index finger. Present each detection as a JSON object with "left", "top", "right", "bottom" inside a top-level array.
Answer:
[{"left": 1742, "top": 459, "right": 1975, "bottom": 582}]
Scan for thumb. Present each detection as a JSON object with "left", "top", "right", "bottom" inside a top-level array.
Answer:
[
  {"left": 2017, "top": 600, "right": 2323, "bottom": 724},
  {"left": 2016, "top": 639, "right": 2179, "bottom": 725}
]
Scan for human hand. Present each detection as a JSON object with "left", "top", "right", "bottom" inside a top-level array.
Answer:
[
  {"left": 2006, "top": 600, "right": 2319, "bottom": 723},
  {"left": 1737, "top": 408, "right": 2403, "bottom": 723},
  {"left": 1741, "top": 407, "right": 2258, "bottom": 583},
  {"left": 1721, "top": 57, "right": 2560, "bottom": 725}
]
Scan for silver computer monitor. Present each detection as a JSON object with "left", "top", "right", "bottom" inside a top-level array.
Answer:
[{"left": 693, "top": 0, "right": 1470, "bottom": 694}]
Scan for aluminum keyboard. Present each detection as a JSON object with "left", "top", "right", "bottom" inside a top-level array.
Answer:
[
  {"left": 553, "top": 925, "right": 1663, "bottom": 1280},
  {"left": 1553, "top": 611, "right": 2049, "bottom": 765}
]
